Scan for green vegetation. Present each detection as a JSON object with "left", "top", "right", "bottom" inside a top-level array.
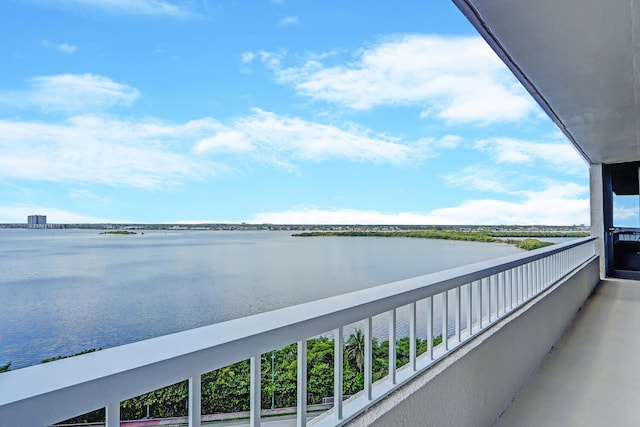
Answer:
[
  {"left": 99, "top": 230, "right": 137, "bottom": 235},
  {"left": 57, "top": 331, "right": 444, "bottom": 423},
  {"left": 0, "top": 362, "right": 10, "bottom": 373},
  {"left": 513, "top": 238, "right": 554, "bottom": 251},
  {"left": 292, "top": 230, "right": 588, "bottom": 251},
  {"left": 40, "top": 348, "right": 101, "bottom": 364},
  {"left": 294, "top": 230, "right": 496, "bottom": 241},
  {"left": 487, "top": 231, "right": 589, "bottom": 238}
]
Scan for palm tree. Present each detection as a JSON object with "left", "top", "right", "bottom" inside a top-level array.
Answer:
[{"left": 344, "top": 329, "right": 377, "bottom": 374}]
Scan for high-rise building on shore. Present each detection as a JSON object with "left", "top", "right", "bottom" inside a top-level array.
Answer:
[{"left": 27, "top": 215, "right": 47, "bottom": 229}]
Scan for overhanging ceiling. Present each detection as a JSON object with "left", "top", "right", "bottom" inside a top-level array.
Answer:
[{"left": 453, "top": 0, "right": 640, "bottom": 165}]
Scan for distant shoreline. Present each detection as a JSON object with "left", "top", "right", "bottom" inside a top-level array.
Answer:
[
  {"left": 291, "top": 230, "right": 590, "bottom": 251},
  {"left": 99, "top": 231, "right": 137, "bottom": 235}
]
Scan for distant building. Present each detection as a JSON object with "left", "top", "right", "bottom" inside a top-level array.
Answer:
[{"left": 27, "top": 215, "right": 47, "bottom": 229}]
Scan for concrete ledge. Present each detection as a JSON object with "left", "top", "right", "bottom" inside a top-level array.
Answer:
[{"left": 347, "top": 256, "right": 600, "bottom": 427}]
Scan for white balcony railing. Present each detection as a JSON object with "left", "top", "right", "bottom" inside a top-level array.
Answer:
[{"left": 0, "top": 237, "right": 596, "bottom": 427}]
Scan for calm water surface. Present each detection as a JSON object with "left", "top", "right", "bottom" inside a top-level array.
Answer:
[{"left": 0, "top": 229, "right": 524, "bottom": 369}]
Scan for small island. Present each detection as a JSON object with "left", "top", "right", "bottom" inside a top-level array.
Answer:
[
  {"left": 99, "top": 230, "right": 137, "bottom": 235},
  {"left": 292, "top": 230, "right": 589, "bottom": 251}
]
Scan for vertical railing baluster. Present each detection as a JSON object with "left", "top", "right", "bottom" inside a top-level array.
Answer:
[
  {"left": 531, "top": 259, "right": 536, "bottom": 295},
  {"left": 487, "top": 276, "right": 493, "bottom": 323},
  {"left": 507, "top": 268, "right": 515, "bottom": 311},
  {"left": 427, "top": 296, "right": 434, "bottom": 360},
  {"left": 409, "top": 302, "right": 417, "bottom": 371},
  {"left": 442, "top": 292, "right": 449, "bottom": 350},
  {"left": 297, "top": 340, "right": 307, "bottom": 427},
  {"left": 364, "top": 317, "right": 373, "bottom": 400},
  {"left": 189, "top": 376, "right": 201, "bottom": 427},
  {"left": 250, "top": 355, "right": 261, "bottom": 427},
  {"left": 106, "top": 402, "right": 119, "bottom": 427},
  {"left": 496, "top": 273, "right": 501, "bottom": 315},
  {"left": 529, "top": 262, "right": 534, "bottom": 298},
  {"left": 456, "top": 287, "right": 462, "bottom": 343},
  {"left": 466, "top": 282, "right": 472, "bottom": 336},
  {"left": 478, "top": 278, "right": 484, "bottom": 329},
  {"left": 536, "top": 259, "right": 544, "bottom": 292},
  {"left": 388, "top": 309, "right": 397, "bottom": 384},
  {"left": 334, "top": 328, "right": 343, "bottom": 420},
  {"left": 519, "top": 266, "right": 524, "bottom": 303},
  {"left": 527, "top": 263, "right": 532, "bottom": 299},
  {"left": 520, "top": 265, "right": 525, "bottom": 301},
  {"left": 511, "top": 268, "right": 515, "bottom": 305},
  {"left": 501, "top": 271, "right": 507, "bottom": 316},
  {"left": 523, "top": 265, "right": 528, "bottom": 301}
]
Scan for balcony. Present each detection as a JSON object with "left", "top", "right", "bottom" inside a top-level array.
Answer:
[
  {"left": 494, "top": 277, "right": 640, "bottom": 427},
  {"left": 0, "top": 237, "right": 601, "bottom": 427}
]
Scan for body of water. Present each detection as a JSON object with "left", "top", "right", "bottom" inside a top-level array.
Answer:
[{"left": 0, "top": 229, "right": 526, "bottom": 369}]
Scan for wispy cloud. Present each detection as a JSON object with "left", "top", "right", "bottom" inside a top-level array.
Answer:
[
  {"left": 614, "top": 205, "right": 638, "bottom": 221},
  {"left": 0, "top": 115, "right": 223, "bottom": 189},
  {"left": 443, "top": 167, "right": 514, "bottom": 193},
  {"left": 474, "top": 137, "right": 586, "bottom": 174},
  {"left": 252, "top": 35, "right": 536, "bottom": 124},
  {"left": 241, "top": 52, "right": 256, "bottom": 64},
  {"left": 0, "top": 74, "right": 140, "bottom": 113},
  {"left": 192, "top": 108, "right": 458, "bottom": 171},
  {"left": 69, "top": 188, "right": 112, "bottom": 205},
  {"left": 278, "top": 16, "right": 299, "bottom": 26},
  {"left": 251, "top": 181, "right": 590, "bottom": 225},
  {"left": 42, "top": 40, "right": 77, "bottom": 54},
  {"left": 38, "top": 0, "right": 192, "bottom": 16}
]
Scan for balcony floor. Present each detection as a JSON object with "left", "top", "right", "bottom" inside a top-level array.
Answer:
[{"left": 494, "top": 278, "right": 640, "bottom": 426}]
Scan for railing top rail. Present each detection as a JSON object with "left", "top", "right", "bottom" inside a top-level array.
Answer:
[{"left": 0, "top": 236, "right": 596, "bottom": 425}]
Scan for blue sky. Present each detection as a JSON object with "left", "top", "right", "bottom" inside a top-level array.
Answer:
[{"left": 0, "top": 0, "right": 594, "bottom": 225}]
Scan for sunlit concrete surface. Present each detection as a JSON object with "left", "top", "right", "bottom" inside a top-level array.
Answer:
[{"left": 494, "top": 279, "right": 640, "bottom": 427}]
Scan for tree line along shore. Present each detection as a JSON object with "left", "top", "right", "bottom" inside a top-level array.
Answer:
[{"left": 292, "top": 230, "right": 590, "bottom": 251}]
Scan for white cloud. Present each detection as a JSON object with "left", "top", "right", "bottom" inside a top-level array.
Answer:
[
  {"left": 422, "top": 197, "right": 589, "bottom": 226},
  {"left": 41, "top": 0, "right": 191, "bottom": 16},
  {"left": 279, "top": 16, "right": 299, "bottom": 26},
  {"left": 475, "top": 137, "right": 587, "bottom": 174},
  {"left": 0, "top": 74, "right": 140, "bottom": 113},
  {"left": 251, "top": 181, "right": 590, "bottom": 226},
  {"left": 0, "top": 115, "right": 223, "bottom": 189},
  {"left": 42, "top": 40, "right": 77, "bottom": 54},
  {"left": 613, "top": 206, "right": 638, "bottom": 221},
  {"left": 241, "top": 52, "right": 256, "bottom": 64},
  {"left": 192, "top": 109, "right": 456, "bottom": 168},
  {"left": 475, "top": 138, "right": 587, "bottom": 173},
  {"left": 69, "top": 188, "right": 112, "bottom": 204},
  {"left": 251, "top": 207, "right": 415, "bottom": 225},
  {"left": 259, "top": 35, "right": 536, "bottom": 124},
  {"left": 56, "top": 43, "right": 77, "bottom": 54},
  {"left": 0, "top": 204, "right": 119, "bottom": 224},
  {"left": 444, "top": 167, "right": 512, "bottom": 193}
]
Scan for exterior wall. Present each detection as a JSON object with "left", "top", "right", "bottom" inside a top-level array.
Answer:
[
  {"left": 590, "top": 163, "right": 605, "bottom": 277},
  {"left": 347, "top": 257, "right": 600, "bottom": 427},
  {"left": 27, "top": 215, "right": 47, "bottom": 229}
]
